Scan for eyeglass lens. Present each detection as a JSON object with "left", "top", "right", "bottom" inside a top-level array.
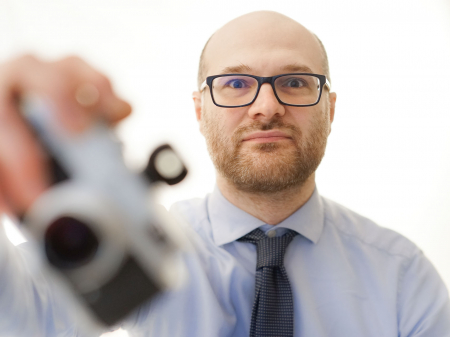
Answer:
[{"left": 211, "top": 75, "right": 322, "bottom": 107}]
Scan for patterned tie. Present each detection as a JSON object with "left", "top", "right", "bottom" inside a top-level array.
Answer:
[{"left": 239, "top": 228, "right": 298, "bottom": 337}]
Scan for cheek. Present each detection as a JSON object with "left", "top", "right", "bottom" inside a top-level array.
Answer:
[
  {"left": 286, "top": 106, "right": 328, "bottom": 136},
  {"left": 221, "top": 109, "right": 246, "bottom": 135},
  {"left": 204, "top": 106, "right": 246, "bottom": 137},
  {"left": 284, "top": 107, "right": 311, "bottom": 128}
]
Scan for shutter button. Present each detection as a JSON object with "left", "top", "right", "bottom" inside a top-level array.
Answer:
[{"left": 266, "top": 230, "right": 276, "bottom": 238}]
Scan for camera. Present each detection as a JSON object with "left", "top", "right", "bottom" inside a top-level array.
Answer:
[{"left": 20, "top": 96, "right": 187, "bottom": 334}]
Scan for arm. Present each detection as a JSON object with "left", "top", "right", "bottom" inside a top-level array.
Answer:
[
  {"left": 0, "top": 55, "right": 131, "bottom": 336},
  {"left": 0, "top": 225, "right": 81, "bottom": 336},
  {"left": 398, "top": 250, "right": 450, "bottom": 336}
]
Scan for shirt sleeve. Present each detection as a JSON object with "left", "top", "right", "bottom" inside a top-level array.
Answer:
[
  {"left": 397, "top": 250, "right": 450, "bottom": 336},
  {"left": 0, "top": 225, "right": 86, "bottom": 337}
]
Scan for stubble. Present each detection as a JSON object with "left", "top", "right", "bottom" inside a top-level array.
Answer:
[{"left": 202, "top": 109, "right": 329, "bottom": 194}]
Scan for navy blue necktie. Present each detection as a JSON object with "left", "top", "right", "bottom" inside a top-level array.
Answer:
[{"left": 239, "top": 228, "right": 298, "bottom": 337}]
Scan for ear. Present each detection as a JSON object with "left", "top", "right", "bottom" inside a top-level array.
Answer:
[
  {"left": 328, "top": 92, "right": 337, "bottom": 124},
  {"left": 192, "top": 91, "right": 202, "bottom": 122}
]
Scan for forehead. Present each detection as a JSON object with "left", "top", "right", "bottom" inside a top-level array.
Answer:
[{"left": 204, "top": 14, "right": 324, "bottom": 77}]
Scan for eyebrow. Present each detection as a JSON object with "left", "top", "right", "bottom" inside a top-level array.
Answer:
[
  {"left": 219, "top": 63, "right": 315, "bottom": 75},
  {"left": 219, "top": 64, "right": 252, "bottom": 74},
  {"left": 281, "top": 64, "right": 314, "bottom": 73}
]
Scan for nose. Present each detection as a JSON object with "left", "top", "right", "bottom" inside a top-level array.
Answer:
[{"left": 247, "top": 83, "right": 285, "bottom": 120}]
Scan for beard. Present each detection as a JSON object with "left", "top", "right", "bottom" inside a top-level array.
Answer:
[{"left": 202, "top": 109, "right": 330, "bottom": 194}]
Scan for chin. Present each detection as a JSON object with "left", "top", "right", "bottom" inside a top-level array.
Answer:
[{"left": 241, "top": 142, "right": 297, "bottom": 163}]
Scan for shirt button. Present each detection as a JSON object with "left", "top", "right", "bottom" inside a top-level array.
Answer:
[{"left": 266, "top": 230, "right": 276, "bottom": 238}]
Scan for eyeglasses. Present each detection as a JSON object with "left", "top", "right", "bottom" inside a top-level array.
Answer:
[{"left": 200, "top": 73, "right": 331, "bottom": 108}]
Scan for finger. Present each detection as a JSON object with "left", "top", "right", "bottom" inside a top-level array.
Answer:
[
  {"left": 0, "top": 84, "right": 50, "bottom": 214},
  {"left": 1, "top": 55, "right": 92, "bottom": 133},
  {"left": 0, "top": 188, "right": 13, "bottom": 216},
  {"left": 1, "top": 55, "right": 129, "bottom": 133},
  {"left": 0, "top": 55, "right": 131, "bottom": 214},
  {"left": 54, "top": 56, "right": 132, "bottom": 126}
]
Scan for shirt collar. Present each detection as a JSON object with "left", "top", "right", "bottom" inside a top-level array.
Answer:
[{"left": 208, "top": 185, "right": 324, "bottom": 246}]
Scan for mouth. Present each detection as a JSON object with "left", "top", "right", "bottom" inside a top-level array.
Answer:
[{"left": 242, "top": 130, "right": 292, "bottom": 143}]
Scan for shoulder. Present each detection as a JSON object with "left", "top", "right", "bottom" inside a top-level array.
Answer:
[{"left": 321, "top": 196, "right": 420, "bottom": 259}]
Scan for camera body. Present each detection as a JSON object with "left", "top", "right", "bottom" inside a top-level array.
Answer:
[{"left": 21, "top": 97, "right": 186, "bottom": 333}]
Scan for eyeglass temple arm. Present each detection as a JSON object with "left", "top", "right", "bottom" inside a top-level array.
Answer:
[{"left": 200, "top": 80, "right": 207, "bottom": 92}]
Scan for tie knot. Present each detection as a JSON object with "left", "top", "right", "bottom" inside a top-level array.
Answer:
[{"left": 239, "top": 229, "right": 297, "bottom": 269}]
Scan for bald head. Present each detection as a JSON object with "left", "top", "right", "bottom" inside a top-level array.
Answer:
[{"left": 197, "top": 11, "right": 330, "bottom": 89}]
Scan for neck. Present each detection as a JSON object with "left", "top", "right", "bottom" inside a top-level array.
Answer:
[{"left": 216, "top": 174, "right": 316, "bottom": 225}]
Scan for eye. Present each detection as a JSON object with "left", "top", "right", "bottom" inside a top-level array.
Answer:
[
  {"left": 225, "top": 79, "right": 248, "bottom": 89},
  {"left": 284, "top": 78, "right": 306, "bottom": 88}
]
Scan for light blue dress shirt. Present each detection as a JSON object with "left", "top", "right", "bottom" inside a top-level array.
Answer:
[
  {"left": 124, "top": 187, "right": 450, "bottom": 336},
  {"left": 1, "top": 186, "right": 450, "bottom": 336}
]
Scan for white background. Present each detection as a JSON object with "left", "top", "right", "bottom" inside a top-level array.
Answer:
[{"left": 1, "top": 0, "right": 449, "bottom": 331}]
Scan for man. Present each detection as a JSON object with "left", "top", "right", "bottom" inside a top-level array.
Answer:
[{"left": 0, "top": 10, "right": 449, "bottom": 337}]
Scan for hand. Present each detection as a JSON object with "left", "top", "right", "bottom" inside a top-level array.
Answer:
[{"left": 0, "top": 55, "right": 132, "bottom": 216}]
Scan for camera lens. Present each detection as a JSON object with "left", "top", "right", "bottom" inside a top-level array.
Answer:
[{"left": 45, "top": 216, "right": 99, "bottom": 269}]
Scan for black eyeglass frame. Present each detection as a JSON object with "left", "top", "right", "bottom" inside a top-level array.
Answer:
[{"left": 200, "top": 73, "right": 331, "bottom": 108}]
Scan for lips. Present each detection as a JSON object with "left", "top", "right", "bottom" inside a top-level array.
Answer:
[{"left": 242, "top": 130, "right": 292, "bottom": 142}]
